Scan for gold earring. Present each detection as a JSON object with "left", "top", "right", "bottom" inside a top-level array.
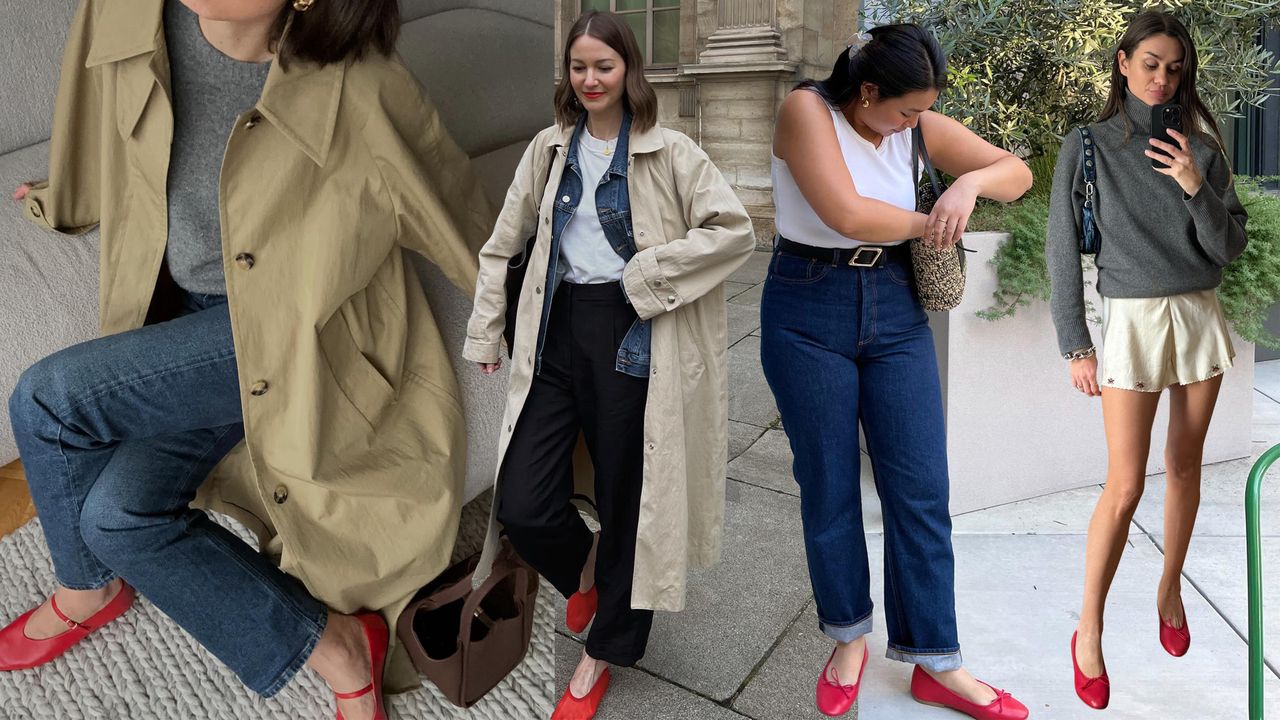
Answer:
[
  {"left": 862, "top": 97, "right": 870, "bottom": 108},
  {"left": 293, "top": 0, "right": 315, "bottom": 11}
]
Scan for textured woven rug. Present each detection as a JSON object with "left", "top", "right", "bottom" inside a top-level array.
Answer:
[{"left": 0, "top": 494, "right": 553, "bottom": 720}]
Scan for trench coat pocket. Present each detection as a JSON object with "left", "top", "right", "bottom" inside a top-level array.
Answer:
[{"left": 318, "top": 310, "right": 398, "bottom": 428}]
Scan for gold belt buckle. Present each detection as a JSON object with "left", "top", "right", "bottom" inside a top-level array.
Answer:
[{"left": 848, "top": 246, "right": 883, "bottom": 268}]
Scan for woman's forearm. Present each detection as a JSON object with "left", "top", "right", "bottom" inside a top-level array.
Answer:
[
  {"left": 835, "top": 197, "right": 929, "bottom": 244},
  {"left": 955, "top": 155, "right": 1032, "bottom": 203}
]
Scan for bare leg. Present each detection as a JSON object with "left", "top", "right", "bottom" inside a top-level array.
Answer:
[
  {"left": 1076, "top": 387, "right": 1162, "bottom": 677},
  {"left": 1158, "top": 375, "right": 1222, "bottom": 627},
  {"left": 579, "top": 531, "right": 600, "bottom": 594},
  {"left": 570, "top": 648, "right": 609, "bottom": 699},
  {"left": 828, "top": 636, "right": 868, "bottom": 686},
  {"left": 307, "top": 612, "right": 376, "bottom": 720}
]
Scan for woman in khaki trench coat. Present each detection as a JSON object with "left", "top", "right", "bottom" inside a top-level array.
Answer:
[
  {"left": 463, "top": 11, "right": 755, "bottom": 719},
  {"left": 2, "top": 1, "right": 490, "bottom": 717}
]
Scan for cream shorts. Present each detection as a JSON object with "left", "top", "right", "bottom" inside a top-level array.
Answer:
[{"left": 1100, "top": 289, "right": 1234, "bottom": 393}]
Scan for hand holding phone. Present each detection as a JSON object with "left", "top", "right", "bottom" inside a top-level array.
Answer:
[
  {"left": 1149, "top": 103, "right": 1183, "bottom": 170},
  {"left": 1146, "top": 103, "right": 1204, "bottom": 196}
]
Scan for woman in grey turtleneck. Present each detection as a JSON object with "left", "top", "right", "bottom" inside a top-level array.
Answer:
[{"left": 1046, "top": 10, "right": 1248, "bottom": 711}]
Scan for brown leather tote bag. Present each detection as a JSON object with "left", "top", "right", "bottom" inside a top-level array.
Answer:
[{"left": 396, "top": 541, "right": 539, "bottom": 708}]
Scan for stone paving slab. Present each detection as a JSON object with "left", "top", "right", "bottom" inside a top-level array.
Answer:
[
  {"left": 727, "top": 302, "right": 761, "bottom": 348},
  {"left": 727, "top": 250, "right": 771, "bottom": 286},
  {"left": 1132, "top": 455, "right": 1280, "bottom": 538},
  {"left": 1170, "top": 535, "right": 1280, "bottom": 669},
  {"left": 729, "top": 283, "right": 764, "bottom": 307},
  {"left": 635, "top": 479, "right": 812, "bottom": 702},
  {"left": 729, "top": 420, "right": 767, "bottom": 463},
  {"left": 1254, "top": 390, "right": 1280, "bottom": 443},
  {"left": 737, "top": 532, "right": 1280, "bottom": 719},
  {"left": 1257, "top": 360, "right": 1280, "bottom": 403},
  {"left": 948, "top": 483, "right": 1142, "bottom": 536},
  {"left": 724, "top": 281, "right": 755, "bottom": 302},
  {"left": 727, "top": 336, "right": 779, "bottom": 428},
  {"left": 555, "top": 635, "right": 749, "bottom": 720}
]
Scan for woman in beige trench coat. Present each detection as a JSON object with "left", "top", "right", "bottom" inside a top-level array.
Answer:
[
  {"left": 2, "top": 1, "right": 490, "bottom": 717},
  {"left": 463, "top": 11, "right": 755, "bottom": 719}
]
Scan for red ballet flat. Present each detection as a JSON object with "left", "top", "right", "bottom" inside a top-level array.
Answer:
[
  {"left": 334, "top": 613, "right": 389, "bottom": 720},
  {"left": 0, "top": 581, "right": 135, "bottom": 671},
  {"left": 1071, "top": 632, "right": 1110, "bottom": 710},
  {"left": 552, "top": 666, "right": 611, "bottom": 720},
  {"left": 911, "top": 665, "right": 1029, "bottom": 720}
]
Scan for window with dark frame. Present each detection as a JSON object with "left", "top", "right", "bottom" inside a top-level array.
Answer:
[{"left": 580, "top": 0, "right": 680, "bottom": 67}]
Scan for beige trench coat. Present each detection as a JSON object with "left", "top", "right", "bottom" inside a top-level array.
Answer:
[
  {"left": 23, "top": 0, "right": 493, "bottom": 689},
  {"left": 463, "top": 122, "right": 755, "bottom": 612}
]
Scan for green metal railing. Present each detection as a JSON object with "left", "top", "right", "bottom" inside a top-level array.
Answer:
[{"left": 1248, "top": 443, "right": 1280, "bottom": 720}]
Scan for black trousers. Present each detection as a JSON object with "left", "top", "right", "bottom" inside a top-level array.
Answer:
[{"left": 497, "top": 281, "right": 654, "bottom": 667}]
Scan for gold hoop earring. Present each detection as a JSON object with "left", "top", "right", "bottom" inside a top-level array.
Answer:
[
  {"left": 293, "top": 0, "right": 315, "bottom": 11},
  {"left": 861, "top": 97, "right": 870, "bottom": 108}
]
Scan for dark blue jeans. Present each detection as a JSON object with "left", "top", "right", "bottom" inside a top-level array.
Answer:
[
  {"left": 759, "top": 245, "right": 961, "bottom": 672},
  {"left": 7, "top": 291, "right": 327, "bottom": 697}
]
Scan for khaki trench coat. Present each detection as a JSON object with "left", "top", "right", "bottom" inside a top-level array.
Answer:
[
  {"left": 23, "top": 0, "right": 493, "bottom": 690},
  {"left": 463, "top": 122, "right": 755, "bottom": 612}
]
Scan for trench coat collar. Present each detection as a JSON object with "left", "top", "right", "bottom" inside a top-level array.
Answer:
[
  {"left": 86, "top": 0, "right": 345, "bottom": 167},
  {"left": 545, "top": 113, "right": 666, "bottom": 156}
]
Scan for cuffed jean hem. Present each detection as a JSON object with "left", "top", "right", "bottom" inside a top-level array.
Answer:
[
  {"left": 256, "top": 609, "right": 328, "bottom": 698},
  {"left": 53, "top": 571, "right": 117, "bottom": 592},
  {"left": 818, "top": 610, "right": 874, "bottom": 644},
  {"left": 886, "top": 644, "right": 963, "bottom": 673}
]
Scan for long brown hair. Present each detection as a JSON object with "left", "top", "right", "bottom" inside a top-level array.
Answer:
[
  {"left": 554, "top": 11, "right": 658, "bottom": 132},
  {"left": 1099, "top": 10, "right": 1225, "bottom": 153}
]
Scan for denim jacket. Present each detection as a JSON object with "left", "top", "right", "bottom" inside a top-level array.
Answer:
[{"left": 535, "top": 111, "right": 652, "bottom": 378}]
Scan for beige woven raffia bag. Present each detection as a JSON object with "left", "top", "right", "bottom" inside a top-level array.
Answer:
[{"left": 909, "top": 124, "right": 973, "bottom": 311}]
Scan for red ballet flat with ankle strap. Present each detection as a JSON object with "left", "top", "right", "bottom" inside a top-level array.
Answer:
[
  {"left": 910, "top": 665, "right": 1029, "bottom": 720},
  {"left": 334, "top": 613, "right": 389, "bottom": 720},
  {"left": 551, "top": 666, "right": 611, "bottom": 720},
  {"left": 566, "top": 586, "right": 598, "bottom": 634},
  {"left": 1071, "top": 632, "right": 1110, "bottom": 710},
  {"left": 816, "top": 645, "right": 868, "bottom": 716},
  {"left": 0, "top": 581, "right": 135, "bottom": 671},
  {"left": 1159, "top": 608, "right": 1190, "bottom": 657}
]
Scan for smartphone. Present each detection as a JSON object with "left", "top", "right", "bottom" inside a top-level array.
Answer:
[{"left": 1150, "top": 103, "right": 1184, "bottom": 170}]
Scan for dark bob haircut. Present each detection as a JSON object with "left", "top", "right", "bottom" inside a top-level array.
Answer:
[
  {"left": 268, "top": 0, "right": 400, "bottom": 69},
  {"left": 799, "top": 23, "right": 947, "bottom": 109}
]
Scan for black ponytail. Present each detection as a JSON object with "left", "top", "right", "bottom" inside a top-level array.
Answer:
[{"left": 798, "top": 24, "right": 947, "bottom": 108}]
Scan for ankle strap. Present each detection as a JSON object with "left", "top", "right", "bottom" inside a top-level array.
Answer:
[
  {"left": 48, "top": 595, "right": 81, "bottom": 631},
  {"left": 333, "top": 682, "right": 374, "bottom": 700}
]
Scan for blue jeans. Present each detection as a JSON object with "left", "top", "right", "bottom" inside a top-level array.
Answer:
[
  {"left": 759, "top": 245, "right": 962, "bottom": 672},
  {"left": 7, "top": 291, "right": 327, "bottom": 697}
]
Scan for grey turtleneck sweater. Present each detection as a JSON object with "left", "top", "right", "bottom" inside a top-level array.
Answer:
[
  {"left": 163, "top": 0, "right": 270, "bottom": 295},
  {"left": 1046, "top": 90, "right": 1249, "bottom": 355}
]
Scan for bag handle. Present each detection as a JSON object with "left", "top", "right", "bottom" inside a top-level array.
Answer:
[
  {"left": 409, "top": 574, "right": 476, "bottom": 614},
  {"left": 912, "top": 124, "right": 944, "bottom": 201}
]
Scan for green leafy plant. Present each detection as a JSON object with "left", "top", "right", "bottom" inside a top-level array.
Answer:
[{"left": 875, "top": 0, "right": 1280, "bottom": 159}]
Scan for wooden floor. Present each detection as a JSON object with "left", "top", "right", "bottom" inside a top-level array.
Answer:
[{"left": 0, "top": 460, "right": 35, "bottom": 538}]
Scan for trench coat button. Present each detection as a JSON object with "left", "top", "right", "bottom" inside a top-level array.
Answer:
[
  {"left": 245, "top": 113, "right": 262, "bottom": 129},
  {"left": 250, "top": 380, "right": 269, "bottom": 396},
  {"left": 639, "top": 231, "right": 645, "bottom": 237},
  {"left": 666, "top": 295, "right": 676, "bottom": 303},
  {"left": 273, "top": 485, "right": 289, "bottom": 504},
  {"left": 647, "top": 442, "right": 655, "bottom": 451},
  {"left": 544, "top": 217, "right": 550, "bottom": 225},
  {"left": 535, "top": 286, "right": 543, "bottom": 294},
  {"left": 235, "top": 252, "right": 256, "bottom": 269},
  {"left": 651, "top": 367, "right": 658, "bottom": 376},
  {"left": 506, "top": 424, "right": 513, "bottom": 432}
]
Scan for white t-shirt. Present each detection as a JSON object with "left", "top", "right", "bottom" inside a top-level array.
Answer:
[
  {"left": 771, "top": 106, "right": 916, "bottom": 248},
  {"left": 559, "top": 131, "right": 627, "bottom": 283}
]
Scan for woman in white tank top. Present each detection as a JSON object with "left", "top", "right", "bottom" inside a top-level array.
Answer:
[{"left": 759, "top": 24, "right": 1034, "bottom": 720}]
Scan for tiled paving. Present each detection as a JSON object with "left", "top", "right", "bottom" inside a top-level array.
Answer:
[{"left": 558, "top": 251, "right": 1280, "bottom": 719}]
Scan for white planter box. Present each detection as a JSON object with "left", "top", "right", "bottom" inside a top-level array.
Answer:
[{"left": 932, "top": 231, "right": 1255, "bottom": 515}]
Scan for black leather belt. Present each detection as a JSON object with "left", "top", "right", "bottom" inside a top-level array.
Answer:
[{"left": 777, "top": 235, "right": 909, "bottom": 268}]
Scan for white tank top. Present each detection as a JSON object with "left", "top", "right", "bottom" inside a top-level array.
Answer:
[{"left": 772, "top": 106, "right": 916, "bottom": 248}]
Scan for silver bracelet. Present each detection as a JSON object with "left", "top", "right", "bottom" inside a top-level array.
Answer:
[{"left": 1063, "top": 346, "right": 1096, "bottom": 361}]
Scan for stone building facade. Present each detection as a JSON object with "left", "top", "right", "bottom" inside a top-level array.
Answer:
[{"left": 554, "top": 0, "right": 862, "bottom": 245}]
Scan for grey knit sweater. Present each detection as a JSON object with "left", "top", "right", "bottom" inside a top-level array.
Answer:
[{"left": 1046, "top": 91, "right": 1249, "bottom": 355}]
